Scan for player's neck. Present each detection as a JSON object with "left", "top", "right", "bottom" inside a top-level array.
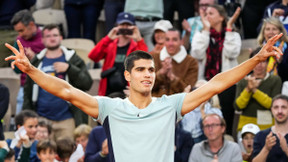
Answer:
[{"left": 128, "top": 91, "right": 152, "bottom": 109}]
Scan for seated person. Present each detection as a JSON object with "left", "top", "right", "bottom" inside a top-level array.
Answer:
[
  {"left": 73, "top": 124, "right": 92, "bottom": 151},
  {"left": 6, "top": 110, "right": 39, "bottom": 162},
  {"left": 36, "top": 139, "right": 57, "bottom": 162},
  {"left": 239, "top": 123, "right": 260, "bottom": 162},
  {"left": 35, "top": 117, "right": 52, "bottom": 141}
]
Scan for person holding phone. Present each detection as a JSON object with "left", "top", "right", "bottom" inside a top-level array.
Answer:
[{"left": 88, "top": 12, "right": 148, "bottom": 96}]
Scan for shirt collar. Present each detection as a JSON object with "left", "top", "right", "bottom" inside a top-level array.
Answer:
[{"left": 160, "top": 45, "right": 187, "bottom": 63}]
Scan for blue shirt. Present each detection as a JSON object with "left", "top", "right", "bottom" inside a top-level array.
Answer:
[{"left": 37, "top": 54, "right": 72, "bottom": 120}]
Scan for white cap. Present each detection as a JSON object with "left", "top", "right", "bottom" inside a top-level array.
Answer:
[
  {"left": 241, "top": 123, "right": 260, "bottom": 137},
  {"left": 154, "top": 20, "right": 173, "bottom": 32}
]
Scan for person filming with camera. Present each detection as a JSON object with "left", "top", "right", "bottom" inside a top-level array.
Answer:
[{"left": 88, "top": 12, "right": 148, "bottom": 96}]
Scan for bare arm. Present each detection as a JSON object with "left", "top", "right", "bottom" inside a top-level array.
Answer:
[
  {"left": 181, "top": 33, "right": 283, "bottom": 115},
  {"left": 5, "top": 40, "right": 99, "bottom": 118}
]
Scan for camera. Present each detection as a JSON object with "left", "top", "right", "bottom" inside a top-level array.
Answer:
[{"left": 117, "top": 28, "right": 133, "bottom": 35}]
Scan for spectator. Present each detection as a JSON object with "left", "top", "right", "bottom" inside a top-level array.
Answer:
[
  {"left": 182, "top": 0, "right": 216, "bottom": 51},
  {"left": 4, "top": 32, "right": 284, "bottom": 161},
  {"left": 0, "top": 0, "right": 36, "bottom": 67},
  {"left": 7, "top": 110, "right": 39, "bottom": 162},
  {"left": 240, "top": 123, "right": 260, "bottom": 162},
  {"left": 35, "top": 117, "right": 52, "bottom": 141},
  {"left": 56, "top": 138, "right": 76, "bottom": 162},
  {"left": 73, "top": 124, "right": 92, "bottom": 151},
  {"left": 36, "top": 139, "right": 57, "bottom": 162},
  {"left": 234, "top": 47, "right": 282, "bottom": 132},
  {"left": 88, "top": 12, "right": 148, "bottom": 96},
  {"left": 191, "top": 4, "right": 241, "bottom": 81},
  {"left": 23, "top": 24, "right": 93, "bottom": 141},
  {"left": 257, "top": 17, "right": 288, "bottom": 82},
  {"left": 188, "top": 113, "right": 242, "bottom": 162},
  {"left": 191, "top": 4, "right": 241, "bottom": 135},
  {"left": 252, "top": 94, "right": 288, "bottom": 162},
  {"left": 0, "top": 84, "right": 9, "bottom": 140},
  {"left": 10, "top": 9, "right": 45, "bottom": 115},
  {"left": 85, "top": 126, "right": 109, "bottom": 162},
  {"left": 151, "top": 28, "right": 198, "bottom": 97},
  {"left": 150, "top": 20, "right": 173, "bottom": 55},
  {"left": 124, "top": 0, "right": 163, "bottom": 51},
  {"left": 64, "top": 0, "right": 104, "bottom": 42},
  {"left": 181, "top": 80, "right": 223, "bottom": 143}
]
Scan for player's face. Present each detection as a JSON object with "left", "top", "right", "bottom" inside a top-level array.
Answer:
[{"left": 125, "top": 59, "right": 155, "bottom": 95}]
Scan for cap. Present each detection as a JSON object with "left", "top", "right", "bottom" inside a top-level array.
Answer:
[
  {"left": 241, "top": 123, "right": 260, "bottom": 137},
  {"left": 154, "top": 20, "right": 173, "bottom": 32},
  {"left": 116, "top": 12, "right": 135, "bottom": 25}
]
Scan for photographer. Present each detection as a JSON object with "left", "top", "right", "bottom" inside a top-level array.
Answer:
[{"left": 88, "top": 12, "right": 148, "bottom": 96}]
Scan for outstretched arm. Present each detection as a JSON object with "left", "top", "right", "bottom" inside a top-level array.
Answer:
[
  {"left": 181, "top": 33, "right": 283, "bottom": 115},
  {"left": 5, "top": 40, "right": 99, "bottom": 118}
]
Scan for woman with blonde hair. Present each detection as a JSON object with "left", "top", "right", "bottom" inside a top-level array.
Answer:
[{"left": 257, "top": 17, "right": 288, "bottom": 82}]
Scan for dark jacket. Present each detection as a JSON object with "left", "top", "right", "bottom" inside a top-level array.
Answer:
[{"left": 23, "top": 46, "right": 93, "bottom": 126}]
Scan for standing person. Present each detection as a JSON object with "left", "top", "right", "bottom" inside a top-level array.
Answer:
[
  {"left": 252, "top": 94, "right": 288, "bottom": 162},
  {"left": 188, "top": 114, "right": 242, "bottom": 162},
  {"left": 124, "top": 0, "right": 163, "bottom": 51},
  {"left": 64, "top": 0, "right": 104, "bottom": 42},
  {"left": 10, "top": 9, "right": 45, "bottom": 114},
  {"left": 191, "top": 5, "right": 241, "bottom": 135},
  {"left": 23, "top": 24, "right": 93, "bottom": 141},
  {"left": 103, "top": 0, "right": 125, "bottom": 34},
  {"left": 151, "top": 28, "right": 198, "bottom": 97},
  {"left": 234, "top": 47, "right": 282, "bottom": 132},
  {"left": 88, "top": 12, "right": 148, "bottom": 96},
  {"left": 0, "top": 84, "right": 9, "bottom": 140},
  {"left": 4, "top": 32, "right": 283, "bottom": 162}
]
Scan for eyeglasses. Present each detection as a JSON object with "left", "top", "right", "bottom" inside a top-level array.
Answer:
[
  {"left": 199, "top": 3, "right": 210, "bottom": 8},
  {"left": 203, "top": 123, "right": 222, "bottom": 129}
]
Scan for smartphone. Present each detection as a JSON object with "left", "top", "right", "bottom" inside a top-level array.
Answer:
[
  {"left": 15, "top": 126, "right": 27, "bottom": 140},
  {"left": 117, "top": 28, "right": 133, "bottom": 35}
]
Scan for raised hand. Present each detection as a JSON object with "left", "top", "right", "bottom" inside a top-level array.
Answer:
[
  {"left": 5, "top": 40, "right": 33, "bottom": 73},
  {"left": 256, "top": 33, "right": 283, "bottom": 62},
  {"left": 264, "top": 132, "right": 277, "bottom": 151},
  {"left": 200, "top": 9, "right": 210, "bottom": 31},
  {"left": 277, "top": 133, "right": 288, "bottom": 156},
  {"left": 108, "top": 26, "right": 120, "bottom": 40},
  {"left": 182, "top": 19, "right": 191, "bottom": 33},
  {"left": 227, "top": 7, "right": 241, "bottom": 29},
  {"left": 127, "top": 26, "right": 142, "bottom": 42}
]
